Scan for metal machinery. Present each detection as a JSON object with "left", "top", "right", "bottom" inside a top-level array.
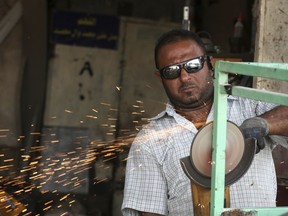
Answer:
[{"left": 211, "top": 61, "right": 288, "bottom": 215}]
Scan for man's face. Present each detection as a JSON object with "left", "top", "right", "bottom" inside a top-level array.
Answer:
[{"left": 156, "top": 39, "right": 214, "bottom": 109}]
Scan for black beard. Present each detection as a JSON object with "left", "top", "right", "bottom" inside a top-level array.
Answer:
[
  {"left": 170, "top": 94, "right": 213, "bottom": 110},
  {"left": 163, "top": 84, "right": 214, "bottom": 110}
]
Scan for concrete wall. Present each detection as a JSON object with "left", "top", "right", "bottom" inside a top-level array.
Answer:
[{"left": 254, "top": 0, "right": 288, "bottom": 93}]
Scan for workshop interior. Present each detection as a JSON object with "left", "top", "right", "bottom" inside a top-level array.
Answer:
[{"left": 0, "top": 0, "right": 287, "bottom": 215}]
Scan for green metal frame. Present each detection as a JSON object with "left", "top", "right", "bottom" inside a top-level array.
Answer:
[{"left": 211, "top": 61, "right": 288, "bottom": 216}]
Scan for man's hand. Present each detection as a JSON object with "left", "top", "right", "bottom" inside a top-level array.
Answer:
[{"left": 240, "top": 117, "right": 269, "bottom": 153}]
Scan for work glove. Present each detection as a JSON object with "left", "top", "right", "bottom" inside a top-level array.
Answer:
[{"left": 240, "top": 117, "right": 269, "bottom": 154}]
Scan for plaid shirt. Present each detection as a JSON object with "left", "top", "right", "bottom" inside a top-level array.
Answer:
[{"left": 122, "top": 96, "right": 283, "bottom": 216}]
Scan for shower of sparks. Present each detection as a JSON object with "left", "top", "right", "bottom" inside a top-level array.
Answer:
[
  {"left": 0, "top": 99, "right": 152, "bottom": 215},
  {"left": 0, "top": 129, "right": 9, "bottom": 131},
  {"left": 92, "top": 108, "right": 98, "bottom": 113},
  {"left": 100, "top": 102, "right": 111, "bottom": 106},
  {"left": 86, "top": 115, "right": 97, "bottom": 119},
  {"left": 109, "top": 108, "right": 118, "bottom": 112}
]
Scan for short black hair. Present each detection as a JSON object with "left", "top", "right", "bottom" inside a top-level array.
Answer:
[{"left": 154, "top": 29, "right": 207, "bottom": 69}]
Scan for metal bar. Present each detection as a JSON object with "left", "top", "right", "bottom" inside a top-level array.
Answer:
[
  {"left": 217, "top": 61, "right": 288, "bottom": 81},
  {"left": 211, "top": 61, "right": 288, "bottom": 216},
  {"left": 231, "top": 86, "right": 288, "bottom": 105},
  {"left": 210, "top": 61, "right": 228, "bottom": 216}
]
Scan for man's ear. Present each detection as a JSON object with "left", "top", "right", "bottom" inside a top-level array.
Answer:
[
  {"left": 208, "top": 56, "right": 214, "bottom": 71},
  {"left": 208, "top": 56, "right": 215, "bottom": 78}
]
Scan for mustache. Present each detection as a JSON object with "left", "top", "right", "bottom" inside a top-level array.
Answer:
[{"left": 180, "top": 82, "right": 197, "bottom": 89}]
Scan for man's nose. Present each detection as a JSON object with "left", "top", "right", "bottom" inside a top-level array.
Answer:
[{"left": 179, "top": 67, "right": 191, "bottom": 81}]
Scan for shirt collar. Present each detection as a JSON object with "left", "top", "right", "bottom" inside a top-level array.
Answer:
[{"left": 150, "top": 102, "right": 175, "bottom": 120}]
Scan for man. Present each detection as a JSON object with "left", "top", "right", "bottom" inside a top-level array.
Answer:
[{"left": 121, "top": 29, "right": 288, "bottom": 215}]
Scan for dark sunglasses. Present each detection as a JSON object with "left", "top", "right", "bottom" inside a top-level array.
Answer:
[{"left": 159, "top": 55, "right": 209, "bottom": 80}]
